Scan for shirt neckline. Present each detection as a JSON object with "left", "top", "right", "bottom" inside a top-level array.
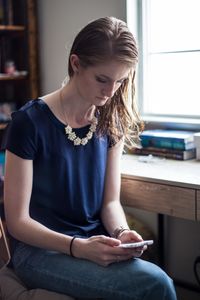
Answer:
[{"left": 37, "top": 98, "right": 91, "bottom": 132}]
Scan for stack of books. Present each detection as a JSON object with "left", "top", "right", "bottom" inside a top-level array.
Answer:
[{"left": 132, "top": 129, "right": 196, "bottom": 160}]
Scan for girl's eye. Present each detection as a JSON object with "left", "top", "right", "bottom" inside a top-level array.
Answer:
[
  {"left": 96, "top": 76, "right": 125, "bottom": 85},
  {"left": 96, "top": 77, "right": 107, "bottom": 83}
]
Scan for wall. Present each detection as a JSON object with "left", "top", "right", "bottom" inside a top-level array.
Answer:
[{"left": 37, "top": 0, "right": 126, "bottom": 94}]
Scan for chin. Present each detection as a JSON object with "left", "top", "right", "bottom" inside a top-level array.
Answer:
[{"left": 96, "top": 97, "right": 108, "bottom": 106}]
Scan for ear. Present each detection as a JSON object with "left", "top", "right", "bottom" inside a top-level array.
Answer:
[{"left": 70, "top": 54, "right": 80, "bottom": 73}]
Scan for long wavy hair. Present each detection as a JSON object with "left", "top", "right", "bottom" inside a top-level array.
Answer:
[{"left": 68, "top": 16, "right": 144, "bottom": 148}]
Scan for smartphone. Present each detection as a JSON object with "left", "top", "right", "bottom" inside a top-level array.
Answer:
[{"left": 118, "top": 240, "right": 154, "bottom": 249}]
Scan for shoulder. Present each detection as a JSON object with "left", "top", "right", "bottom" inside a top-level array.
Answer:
[
  {"left": 2, "top": 100, "right": 41, "bottom": 153},
  {"left": 9, "top": 99, "right": 46, "bottom": 131},
  {"left": 13, "top": 98, "right": 42, "bottom": 118},
  {"left": 2, "top": 99, "right": 52, "bottom": 158}
]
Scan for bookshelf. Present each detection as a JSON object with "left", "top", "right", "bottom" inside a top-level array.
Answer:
[{"left": 0, "top": 0, "right": 39, "bottom": 126}]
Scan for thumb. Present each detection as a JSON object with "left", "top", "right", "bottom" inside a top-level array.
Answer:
[{"left": 101, "top": 236, "right": 121, "bottom": 246}]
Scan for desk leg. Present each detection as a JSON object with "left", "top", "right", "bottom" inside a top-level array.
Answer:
[{"left": 158, "top": 213, "right": 165, "bottom": 268}]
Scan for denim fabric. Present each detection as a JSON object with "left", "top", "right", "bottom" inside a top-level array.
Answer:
[{"left": 12, "top": 242, "right": 177, "bottom": 300}]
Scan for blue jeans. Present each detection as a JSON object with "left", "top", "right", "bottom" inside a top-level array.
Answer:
[{"left": 12, "top": 241, "right": 177, "bottom": 300}]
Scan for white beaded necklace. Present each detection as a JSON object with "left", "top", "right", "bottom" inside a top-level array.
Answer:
[{"left": 59, "top": 89, "right": 98, "bottom": 146}]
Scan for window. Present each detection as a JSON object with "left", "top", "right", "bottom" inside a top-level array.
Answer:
[{"left": 127, "top": 0, "right": 200, "bottom": 129}]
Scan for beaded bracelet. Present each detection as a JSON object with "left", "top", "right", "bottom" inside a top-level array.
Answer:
[
  {"left": 69, "top": 236, "right": 76, "bottom": 257},
  {"left": 112, "top": 226, "right": 129, "bottom": 239}
]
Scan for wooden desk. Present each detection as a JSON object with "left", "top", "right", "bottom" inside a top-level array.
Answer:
[
  {"left": 121, "top": 155, "right": 200, "bottom": 293},
  {"left": 120, "top": 154, "right": 200, "bottom": 221}
]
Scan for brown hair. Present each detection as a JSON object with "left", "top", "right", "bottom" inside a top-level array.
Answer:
[{"left": 68, "top": 16, "right": 144, "bottom": 147}]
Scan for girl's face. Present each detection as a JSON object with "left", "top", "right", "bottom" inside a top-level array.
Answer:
[{"left": 71, "top": 56, "right": 132, "bottom": 106}]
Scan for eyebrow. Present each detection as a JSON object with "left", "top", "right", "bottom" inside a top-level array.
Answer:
[{"left": 97, "top": 74, "right": 128, "bottom": 82}]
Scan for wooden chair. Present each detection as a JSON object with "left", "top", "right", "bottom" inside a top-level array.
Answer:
[
  {"left": 0, "top": 216, "right": 74, "bottom": 299},
  {"left": 0, "top": 217, "right": 10, "bottom": 266}
]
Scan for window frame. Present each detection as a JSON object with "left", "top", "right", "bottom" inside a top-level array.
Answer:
[{"left": 126, "top": 0, "right": 200, "bottom": 131}]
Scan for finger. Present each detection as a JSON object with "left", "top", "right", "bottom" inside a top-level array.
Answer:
[
  {"left": 130, "top": 231, "right": 143, "bottom": 240},
  {"left": 120, "top": 230, "right": 143, "bottom": 242},
  {"left": 133, "top": 249, "right": 144, "bottom": 257},
  {"left": 100, "top": 236, "right": 121, "bottom": 247},
  {"left": 143, "top": 245, "right": 147, "bottom": 251},
  {"left": 134, "top": 245, "right": 147, "bottom": 252}
]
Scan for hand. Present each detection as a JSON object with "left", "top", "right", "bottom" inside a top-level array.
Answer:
[
  {"left": 117, "top": 229, "right": 147, "bottom": 258},
  {"left": 71, "top": 235, "right": 136, "bottom": 267}
]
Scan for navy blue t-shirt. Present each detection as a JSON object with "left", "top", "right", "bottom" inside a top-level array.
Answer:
[{"left": 3, "top": 99, "right": 110, "bottom": 237}]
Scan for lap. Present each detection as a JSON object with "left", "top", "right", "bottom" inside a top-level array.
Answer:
[{"left": 11, "top": 242, "right": 176, "bottom": 300}]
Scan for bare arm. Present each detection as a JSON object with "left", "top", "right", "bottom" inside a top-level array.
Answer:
[
  {"left": 101, "top": 141, "right": 143, "bottom": 243},
  {"left": 101, "top": 140, "right": 130, "bottom": 234},
  {"left": 4, "top": 150, "right": 72, "bottom": 254}
]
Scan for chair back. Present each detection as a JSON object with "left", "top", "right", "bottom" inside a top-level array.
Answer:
[{"left": 0, "top": 216, "right": 10, "bottom": 265}]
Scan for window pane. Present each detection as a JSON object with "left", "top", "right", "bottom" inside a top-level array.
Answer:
[
  {"left": 144, "top": 52, "right": 200, "bottom": 117},
  {"left": 148, "top": 0, "right": 200, "bottom": 52}
]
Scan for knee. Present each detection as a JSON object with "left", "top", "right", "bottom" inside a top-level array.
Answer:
[
  {"left": 134, "top": 260, "right": 176, "bottom": 299},
  {"left": 145, "top": 262, "right": 177, "bottom": 299}
]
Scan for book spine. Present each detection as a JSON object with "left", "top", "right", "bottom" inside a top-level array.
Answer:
[
  {"left": 2, "top": 0, "right": 8, "bottom": 25},
  {"left": 7, "top": 0, "right": 13, "bottom": 25},
  {"left": 132, "top": 148, "right": 196, "bottom": 160},
  {"left": 141, "top": 137, "right": 194, "bottom": 150},
  {"left": 0, "top": 0, "right": 4, "bottom": 25},
  {"left": 1, "top": 0, "right": 13, "bottom": 25}
]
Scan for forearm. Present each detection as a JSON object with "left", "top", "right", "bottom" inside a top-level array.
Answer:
[
  {"left": 7, "top": 216, "right": 72, "bottom": 254},
  {"left": 101, "top": 200, "right": 130, "bottom": 236}
]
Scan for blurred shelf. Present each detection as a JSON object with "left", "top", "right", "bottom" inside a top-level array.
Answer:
[
  {"left": 0, "top": 124, "right": 8, "bottom": 130},
  {"left": 0, "top": 74, "right": 28, "bottom": 81},
  {"left": 0, "top": 25, "right": 25, "bottom": 32}
]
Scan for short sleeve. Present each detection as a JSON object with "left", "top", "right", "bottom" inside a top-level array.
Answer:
[{"left": 1, "top": 110, "right": 38, "bottom": 159}]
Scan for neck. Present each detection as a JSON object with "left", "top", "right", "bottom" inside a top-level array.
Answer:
[{"left": 60, "top": 83, "right": 96, "bottom": 127}]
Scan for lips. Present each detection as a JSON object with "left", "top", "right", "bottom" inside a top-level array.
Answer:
[{"left": 97, "top": 97, "right": 107, "bottom": 101}]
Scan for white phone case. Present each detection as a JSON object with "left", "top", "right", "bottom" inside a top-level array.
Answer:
[{"left": 118, "top": 240, "right": 154, "bottom": 248}]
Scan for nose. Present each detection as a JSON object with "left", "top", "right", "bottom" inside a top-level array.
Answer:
[{"left": 102, "top": 82, "right": 116, "bottom": 98}]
